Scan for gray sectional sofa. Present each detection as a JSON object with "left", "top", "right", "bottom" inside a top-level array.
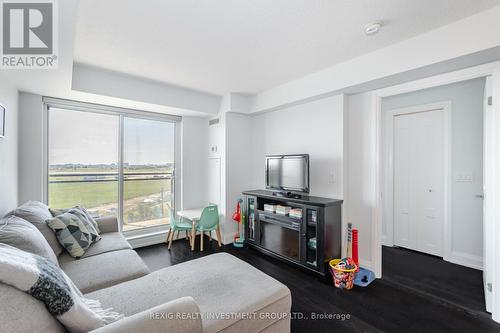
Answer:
[{"left": 0, "top": 202, "right": 292, "bottom": 333}]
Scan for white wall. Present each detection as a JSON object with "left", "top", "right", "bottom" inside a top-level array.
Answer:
[
  {"left": 207, "top": 112, "right": 227, "bottom": 242},
  {"left": 217, "top": 96, "right": 346, "bottom": 245},
  {"left": 207, "top": 116, "right": 223, "bottom": 208},
  {"left": 0, "top": 79, "right": 19, "bottom": 216},
  {"left": 18, "top": 93, "right": 45, "bottom": 203},
  {"left": 346, "top": 92, "right": 377, "bottom": 268},
  {"left": 72, "top": 63, "right": 221, "bottom": 116},
  {"left": 223, "top": 112, "right": 254, "bottom": 244},
  {"left": 250, "top": 95, "right": 345, "bottom": 199},
  {"left": 180, "top": 116, "right": 209, "bottom": 210},
  {"left": 206, "top": 109, "right": 255, "bottom": 244},
  {"left": 381, "top": 78, "right": 485, "bottom": 268}
]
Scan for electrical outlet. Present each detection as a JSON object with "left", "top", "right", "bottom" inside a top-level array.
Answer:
[{"left": 328, "top": 172, "right": 336, "bottom": 184}]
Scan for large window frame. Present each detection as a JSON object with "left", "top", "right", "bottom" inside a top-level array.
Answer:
[{"left": 43, "top": 97, "right": 181, "bottom": 237}]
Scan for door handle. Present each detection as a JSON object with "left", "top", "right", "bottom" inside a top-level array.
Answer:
[{"left": 476, "top": 194, "right": 484, "bottom": 199}]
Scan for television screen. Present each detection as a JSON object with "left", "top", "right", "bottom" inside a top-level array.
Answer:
[{"left": 266, "top": 154, "right": 309, "bottom": 193}]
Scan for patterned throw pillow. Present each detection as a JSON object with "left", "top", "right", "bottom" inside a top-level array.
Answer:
[
  {"left": 50, "top": 206, "right": 101, "bottom": 234},
  {"left": 46, "top": 211, "right": 102, "bottom": 258}
]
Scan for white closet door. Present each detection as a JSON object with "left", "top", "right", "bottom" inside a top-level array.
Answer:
[
  {"left": 393, "top": 114, "right": 415, "bottom": 249},
  {"left": 394, "top": 109, "right": 444, "bottom": 256}
]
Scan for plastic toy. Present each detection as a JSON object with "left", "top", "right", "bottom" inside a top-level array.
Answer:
[
  {"left": 354, "top": 267, "right": 376, "bottom": 287},
  {"left": 352, "top": 228, "right": 359, "bottom": 272},
  {"left": 232, "top": 199, "right": 245, "bottom": 248}
]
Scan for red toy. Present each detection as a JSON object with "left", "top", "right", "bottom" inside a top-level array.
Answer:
[
  {"left": 232, "top": 201, "right": 241, "bottom": 223},
  {"left": 352, "top": 228, "right": 359, "bottom": 272},
  {"left": 232, "top": 200, "right": 244, "bottom": 247}
]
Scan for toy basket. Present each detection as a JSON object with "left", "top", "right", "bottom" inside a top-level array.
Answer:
[{"left": 329, "top": 259, "right": 357, "bottom": 290}]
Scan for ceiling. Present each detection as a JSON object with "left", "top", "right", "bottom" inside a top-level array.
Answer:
[{"left": 74, "top": 0, "right": 500, "bottom": 96}]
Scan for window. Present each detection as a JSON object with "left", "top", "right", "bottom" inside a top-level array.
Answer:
[
  {"left": 46, "top": 99, "right": 179, "bottom": 234},
  {"left": 123, "top": 117, "right": 175, "bottom": 231},
  {"left": 48, "top": 109, "right": 119, "bottom": 217}
]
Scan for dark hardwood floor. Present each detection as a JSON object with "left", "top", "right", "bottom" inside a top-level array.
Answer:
[
  {"left": 383, "top": 245, "right": 486, "bottom": 312},
  {"left": 136, "top": 237, "right": 500, "bottom": 333}
]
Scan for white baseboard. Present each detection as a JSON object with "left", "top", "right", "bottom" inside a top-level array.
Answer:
[
  {"left": 222, "top": 231, "right": 234, "bottom": 245},
  {"left": 127, "top": 228, "right": 233, "bottom": 249},
  {"left": 206, "top": 230, "right": 233, "bottom": 245},
  {"left": 359, "top": 259, "right": 373, "bottom": 271},
  {"left": 381, "top": 234, "right": 393, "bottom": 247},
  {"left": 446, "top": 251, "right": 483, "bottom": 271}
]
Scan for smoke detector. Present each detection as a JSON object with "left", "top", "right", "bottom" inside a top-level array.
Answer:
[{"left": 364, "top": 22, "right": 382, "bottom": 36}]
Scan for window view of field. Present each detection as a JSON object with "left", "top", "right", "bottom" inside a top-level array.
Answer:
[
  {"left": 49, "top": 163, "right": 174, "bottom": 231},
  {"left": 48, "top": 107, "right": 176, "bottom": 232}
]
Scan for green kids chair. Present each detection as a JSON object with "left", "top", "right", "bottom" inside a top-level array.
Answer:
[
  {"left": 167, "top": 208, "right": 195, "bottom": 250},
  {"left": 193, "top": 205, "right": 222, "bottom": 251}
]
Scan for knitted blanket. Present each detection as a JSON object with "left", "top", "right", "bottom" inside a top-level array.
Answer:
[{"left": 0, "top": 243, "right": 123, "bottom": 333}]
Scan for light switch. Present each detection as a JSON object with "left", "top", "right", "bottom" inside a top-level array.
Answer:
[
  {"left": 328, "top": 171, "right": 336, "bottom": 184},
  {"left": 456, "top": 173, "right": 473, "bottom": 182}
]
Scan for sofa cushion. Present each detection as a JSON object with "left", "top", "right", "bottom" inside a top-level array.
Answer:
[
  {"left": 7, "top": 201, "right": 63, "bottom": 256},
  {"left": 86, "top": 253, "right": 291, "bottom": 333},
  {"left": 95, "top": 216, "right": 119, "bottom": 234},
  {"left": 61, "top": 249, "right": 150, "bottom": 294},
  {"left": 90, "top": 297, "right": 202, "bottom": 333},
  {"left": 47, "top": 211, "right": 102, "bottom": 258},
  {"left": 0, "top": 216, "right": 59, "bottom": 265},
  {"left": 83, "top": 232, "right": 132, "bottom": 258},
  {"left": 0, "top": 283, "right": 65, "bottom": 333},
  {"left": 58, "top": 232, "right": 132, "bottom": 262}
]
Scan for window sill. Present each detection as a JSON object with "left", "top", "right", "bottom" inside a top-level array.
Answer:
[{"left": 126, "top": 229, "right": 168, "bottom": 249}]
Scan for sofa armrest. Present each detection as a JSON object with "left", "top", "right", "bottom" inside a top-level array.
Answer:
[
  {"left": 90, "top": 297, "right": 202, "bottom": 333},
  {"left": 95, "top": 216, "right": 119, "bottom": 233}
]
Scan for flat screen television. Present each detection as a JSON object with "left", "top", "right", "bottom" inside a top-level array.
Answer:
[{"left": 265, "top": 154, "right": 310, "bottom": 193}]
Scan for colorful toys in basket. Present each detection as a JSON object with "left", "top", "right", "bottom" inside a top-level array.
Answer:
[
  {"left": 337, "top": 257, "right": 357, "bottom": 270},
  {"left": 329, "top": 258, "right": 357, "bottom": 290},
  {"left": 329, "top": 222, "right": 375, "bottom": 290}
]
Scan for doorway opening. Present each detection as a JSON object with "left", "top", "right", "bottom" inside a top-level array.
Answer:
[{"left": 380, "top": 77, "right": 488, "bottom": 312}]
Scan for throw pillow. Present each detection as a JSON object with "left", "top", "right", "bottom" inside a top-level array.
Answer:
[
  {"left": 50, "top": 206, "right": 101, "bottom": 234},
  {"left": 7, "top": 201, "right": 63, "bottom": 257},
  {"left": 0, "top": 216, "right": 59, "bottom": 265},
  {"left": 46, "top": 212, "right": 101, "bottom": 258}
]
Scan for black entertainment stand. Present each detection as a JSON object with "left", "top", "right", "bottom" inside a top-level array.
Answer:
[{"left": 242, "top": 190, "right": 343, "bottom": 276}]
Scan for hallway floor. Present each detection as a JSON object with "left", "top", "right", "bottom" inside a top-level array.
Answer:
[{"left": 383, "top": 245, "right": 485, "bottom": 312}]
